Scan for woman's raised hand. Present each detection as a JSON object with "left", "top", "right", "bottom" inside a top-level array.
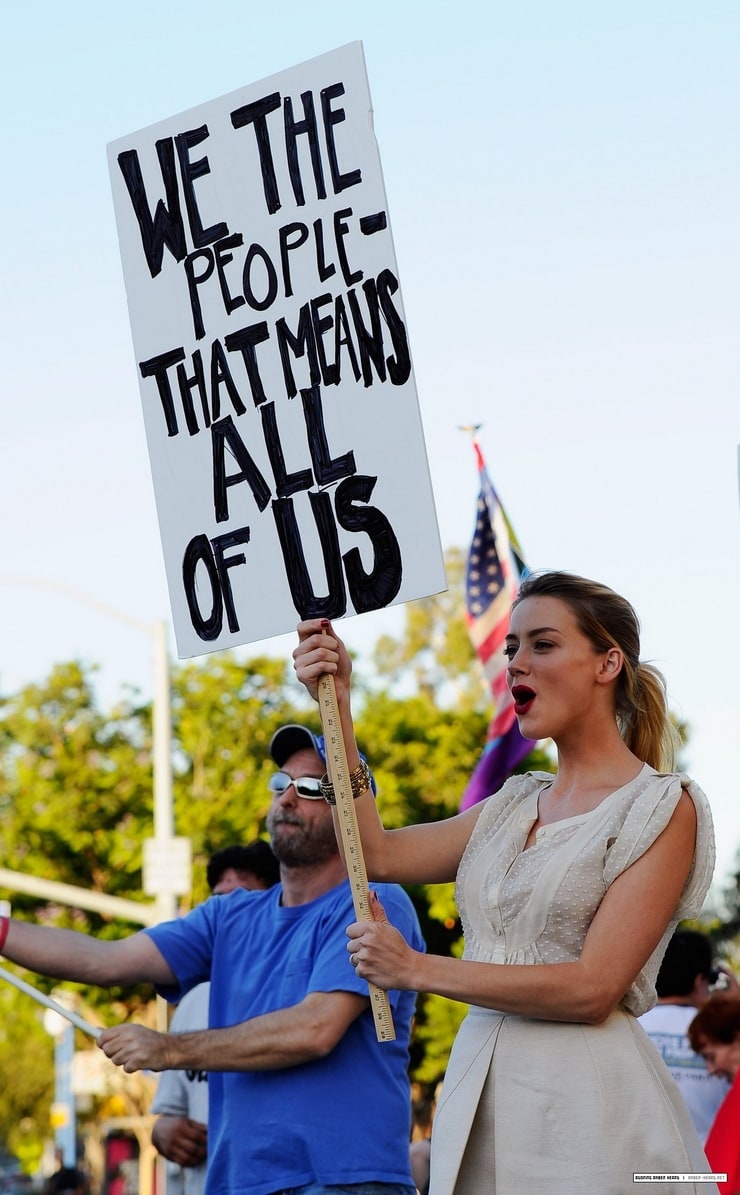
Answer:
[{"left": 293, "top": 619, "right": 353, "bottom": 702}]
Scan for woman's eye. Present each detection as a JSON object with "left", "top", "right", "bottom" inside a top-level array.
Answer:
[
  {"left": 503, "top": 645, "right": 517, "bottom": 659},
  {"left": 534, "top": 640, "right": 553, "bottom": 651}
]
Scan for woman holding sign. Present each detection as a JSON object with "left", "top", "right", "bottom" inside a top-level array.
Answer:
[{"left": 293, "top": 570, "right": 718, "bottom": 1194}]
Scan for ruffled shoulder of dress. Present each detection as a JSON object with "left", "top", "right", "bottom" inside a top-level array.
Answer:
[
  {"left": 602, "top": 769, "right": 715, "bottom": 918},
  {"left": 471, "top": 770, "right": 554, "bottom": 836}
]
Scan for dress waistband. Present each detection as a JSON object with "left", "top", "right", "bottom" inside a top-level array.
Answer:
[
  {"left": 465, "top": 1004, "right": 508, "bottom": 1020},
  {"left": 464, "top": 1003, "right": 633, "bottom": 1025}
]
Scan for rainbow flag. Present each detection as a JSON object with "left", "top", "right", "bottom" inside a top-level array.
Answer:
[{"left": 460, "top": 442, "right": 536, "bottom": 810}]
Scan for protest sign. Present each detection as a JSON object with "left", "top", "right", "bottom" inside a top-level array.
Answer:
[{"left": 108, "top": 41, "right": 446, "bottom": 656}]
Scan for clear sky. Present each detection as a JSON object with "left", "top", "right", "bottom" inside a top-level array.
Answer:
[{"left": 1, "top": 2, "right": 738, "bottom": 894}]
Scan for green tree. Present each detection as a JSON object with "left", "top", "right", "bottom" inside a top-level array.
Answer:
[
  {"left": 372, "top": 547, "right": 487, "bottom": 710},
  {"left": 169, "top": 651, "right": 307, "bottom": 905},
  {"left": 0, "top": 985, "right": 53, "bottom": 1172},
  {"left": 0, "top": 662, "right": 158, "bottom": 1011},
  {"left": 0, "top": 662, "right": 153, "bottom": 907}
]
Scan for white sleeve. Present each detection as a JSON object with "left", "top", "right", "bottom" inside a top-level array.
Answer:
[{"left": 150, "top": 983, "right": 211, "bottom": 1117}]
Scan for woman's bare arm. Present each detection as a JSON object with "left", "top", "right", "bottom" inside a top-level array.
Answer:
[
  {"left": 294, "top": 618, "right": 482, "bottom": 884},
  {"left": 348, "top": 791, "right": 698, "bottom": 1025}
]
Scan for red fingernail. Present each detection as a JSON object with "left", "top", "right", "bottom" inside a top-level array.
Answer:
[{"left": 320, "top": 619, "right": 329, "bottom": 628}]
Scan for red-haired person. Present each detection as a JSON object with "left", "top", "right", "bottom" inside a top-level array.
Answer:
[{"left": 689, "top": 994, "right": 740, "bottom": 1194}]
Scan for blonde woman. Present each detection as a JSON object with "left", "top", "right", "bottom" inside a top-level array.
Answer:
[{"left": 294, "top": 571, "right": 717, "bottom": 1195}]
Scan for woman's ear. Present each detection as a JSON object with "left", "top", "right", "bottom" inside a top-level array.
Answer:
[{"left": 596, "top": 648, "right": 623, "bottom": 684}]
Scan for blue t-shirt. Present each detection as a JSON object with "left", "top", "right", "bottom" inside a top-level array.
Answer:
[{"left": 146, "top": 880, "right": 424, "bottom": 1195}]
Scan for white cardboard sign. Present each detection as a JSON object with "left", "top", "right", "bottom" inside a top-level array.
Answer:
[{"left": 108, "top": 42, "right": 446, "bottom": 657}]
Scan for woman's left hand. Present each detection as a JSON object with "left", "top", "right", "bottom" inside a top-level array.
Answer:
[{"left": 347, "top": 892, "right": 419, "bottom": 991}]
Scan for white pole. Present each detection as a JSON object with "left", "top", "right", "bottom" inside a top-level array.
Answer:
[
  {"left": 152, "top": 619, "right": 174, "bottom": 845},
  {"left": 152, "top": 619, "right": 178, "bottom": 926},
  {"left": 151, "top": 619, "right": 178, "bottom": 1041},
  {"left": 0, "top": 966, "right": 101, "bottom": 1039}
]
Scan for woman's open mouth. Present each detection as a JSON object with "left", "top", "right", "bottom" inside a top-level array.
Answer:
[{"left": 512, "top": 686, "right": 536, "bottom": 715}]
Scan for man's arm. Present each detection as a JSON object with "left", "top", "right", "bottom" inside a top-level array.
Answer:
[
  {"left": 98, "top": 990, "right": 368, "bottom": 1073},
  {"left": 3, "top": 919, "right": 176, "bottom": 987}
]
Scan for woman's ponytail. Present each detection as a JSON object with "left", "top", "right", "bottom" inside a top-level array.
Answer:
[{"left": 621, "top": 661, "right": 680, "bottom": 772}]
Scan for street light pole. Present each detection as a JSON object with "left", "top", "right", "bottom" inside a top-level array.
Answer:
[
  {"left": 44, "top": 995, "right": 77, "bottom": 1167},
  {"left": 53, "top": 1024, "right": 76, "bottom": 1166},
  {"left": 141, "top": 617, "right": 191, "bottom": 1038},
  {"left": 152, "top": 619, "right": 178, "bottom": 925},
  {"left": 143, "top": 617, "right": 191, "bottom": 930}
]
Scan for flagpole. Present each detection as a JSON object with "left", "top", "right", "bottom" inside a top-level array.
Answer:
[
  {"left": 458, "top": 424, "right": 484, "bottom": 471},
  {"left": 458, "top": 430, "right": 536, "bottom": 810}
]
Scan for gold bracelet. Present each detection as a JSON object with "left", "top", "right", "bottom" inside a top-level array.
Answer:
[{"left": 321, "top": 759, "right": 374, "bottom": 805}]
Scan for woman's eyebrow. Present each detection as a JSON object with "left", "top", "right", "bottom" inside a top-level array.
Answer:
[{"left": 507, "top": 625, "right": 561, "bottom": 641}]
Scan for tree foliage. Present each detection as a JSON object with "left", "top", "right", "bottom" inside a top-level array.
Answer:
[
  {"left": 372, "top": 547, "right": 487, "bottom": 710},
  {"left": 169, "top": 652, "right": 301, "bottom": 906},
  {"left": 0, "top": 662, "right": 152, "bottom": 908},
  {"left": 0, "top": 985, "right": 54, "bottom": 1171}
]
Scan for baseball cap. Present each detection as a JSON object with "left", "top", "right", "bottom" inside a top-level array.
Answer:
[
  {"left": 268, "top": 724, "right": 377, "bottom": 795},
  {"left": 269, "top": 724, "right": 327, "bottom": 768}
]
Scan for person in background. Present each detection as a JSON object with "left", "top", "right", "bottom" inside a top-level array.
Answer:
[
  {"left": 293, "top": 572, "right": 718, "bottom": 1195},
  {"left": 43, "top": 1148, "right": 87, "bottom": 1195},
  {"left": 408, "top": 1140, "right": 430, "bottom": 1195},
  {"left": 640, "top": 929, "right": 735, "bottom": 1142},
  {"left": 151, "top": 841, "right": 280, "bottom": 1195},
  {"left": 408, "top": 1081, "right": 441, "bottom": 1195},
  {"left": 0, "top": 723, "right": 425, "bottom": 1195},
  {"left": 689, "top": 994, "right": 740, "bottom": 1194}
]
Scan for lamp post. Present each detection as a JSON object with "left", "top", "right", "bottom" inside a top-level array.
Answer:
[
  {"left": 143, "top": 618, "right": 190, "bottom": 928},
  {"left": 43, "top": 994, "right": 77, "bottom": 1168}
]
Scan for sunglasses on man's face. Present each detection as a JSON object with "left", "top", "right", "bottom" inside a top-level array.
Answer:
[{"left": 268, "top": 771, "right": 325, "bottom": 800}]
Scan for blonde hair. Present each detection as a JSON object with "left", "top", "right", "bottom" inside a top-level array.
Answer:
[{"left": 513, "top": 571, "right": 680, "bottom": 771}]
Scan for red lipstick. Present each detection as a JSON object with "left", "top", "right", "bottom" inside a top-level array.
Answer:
[{"left": 512, "top": 686, "right": 536, "bottom": 715}]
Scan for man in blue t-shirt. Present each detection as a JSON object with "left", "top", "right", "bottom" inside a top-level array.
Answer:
[
  {"left": 150, "top": 840, "right": 281, "bottom": 1195},
  {"left": 2, "top": 725, "right": 424, "bottom": 1195}
]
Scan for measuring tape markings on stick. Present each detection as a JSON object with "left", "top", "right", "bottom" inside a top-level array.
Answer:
[{"left": 317, "top": 672, "right": 395, "bottom": 1043}]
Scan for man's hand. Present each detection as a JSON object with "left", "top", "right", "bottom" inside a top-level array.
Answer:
[
  {"left": 97, "top": 1024, "right": 171, "bottom": 1073},
  {"left": 152, "top": 1115, "right": 208, "bottom": 1168},
  {"left": 712, "top": 963, "right": 740, "bottom": 994}
]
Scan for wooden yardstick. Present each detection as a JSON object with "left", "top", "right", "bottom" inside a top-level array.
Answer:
[{"left": 317, "top": 670, "right": 395, "bottom": 1042}]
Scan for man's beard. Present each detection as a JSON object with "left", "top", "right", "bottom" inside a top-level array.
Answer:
[{"left": 266, "top": 808, "right": 339, "bottom": 867}]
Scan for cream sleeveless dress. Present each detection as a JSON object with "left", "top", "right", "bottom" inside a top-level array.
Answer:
[{"left": 429, "top": 766, "right": 718, "bottom": 1195}]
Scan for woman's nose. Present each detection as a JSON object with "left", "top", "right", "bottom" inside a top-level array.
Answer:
[{"left": 507, "top": 650, "right": 527, "bottom": 675}]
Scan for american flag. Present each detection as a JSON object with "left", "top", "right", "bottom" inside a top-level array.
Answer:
[{"left": 460, "top": 441, "right": 536, "bottom": 810}]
